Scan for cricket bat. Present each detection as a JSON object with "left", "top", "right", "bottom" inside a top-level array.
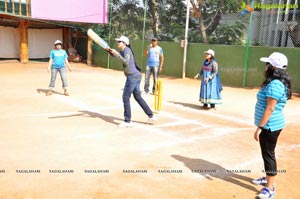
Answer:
[{"left": 87, "top": 29, "right": 110, "bottom": 49}]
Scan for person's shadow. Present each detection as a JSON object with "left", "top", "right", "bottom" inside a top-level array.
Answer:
[
  {"left": 171, "top": 155, "right": 260, "bottom": 194},
  {"left": 37, "top": 88, "right": 64, "bottom": 95},
  {"left": 169, "top": 101, "right": 207, "bottom": 111},
  {"left": 48, "top": 110, "right": 120, "bottom": 125},
  {"left": 48, "top": 110, "right": 147, "bottom": 125}
]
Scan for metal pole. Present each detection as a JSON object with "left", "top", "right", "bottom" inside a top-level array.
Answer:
[
  {"left": 242, "top": 0, "right": 254, "bottom": 87},
  {"left": 141, "top": 0, "right": 147, "bottom": 72},
  {"left": 107, "top": 0, "right": 113, "bottom": 69},
  {"left": 182, "top": 0, "right": 190, "bottom": 78}
]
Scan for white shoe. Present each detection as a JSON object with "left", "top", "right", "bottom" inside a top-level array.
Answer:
[
  {"left": 258, "top": 187, "right": 275, "bottom": 199},
  {"left": 118, "top": 122, "right": 133, "bottom": 128},
  {"left": 252, "top": 177, "right": 267, "bottom": 186},
  {"left": 146, "top": 115, "right": 157, "bottom": 124}
]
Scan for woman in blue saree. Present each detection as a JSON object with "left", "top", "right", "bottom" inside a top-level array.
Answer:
[{"left": 194, "top": 49, "right": 222, "bottom": 109}]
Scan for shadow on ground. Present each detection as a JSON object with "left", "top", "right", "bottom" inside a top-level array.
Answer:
[
  {"left": 169, "top": 101, "right": 206, "bottom": 110},
  {"left": 48, "top": 110, "right": 147, "bottom": 125},
  {"left": 48, "top": 110, "right": 120, "bottom": 125},
  {"left": 37, "top": 88, "right": 64, "bottom": 96},
  {"left": 171, "top": 154, "right": 260, "bottom": 194}
]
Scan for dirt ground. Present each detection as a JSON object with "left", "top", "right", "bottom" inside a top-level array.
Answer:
[{"left": 0, "top": 60, "right": 300, "bottom": 199}]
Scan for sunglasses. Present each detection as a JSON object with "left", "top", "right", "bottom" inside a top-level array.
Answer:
[{"left": 117, "top": 41, "right": 123, "bottom": 43}]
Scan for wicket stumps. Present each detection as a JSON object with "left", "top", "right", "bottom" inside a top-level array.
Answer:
[{"left": 154, "top": 79, "right": 163, "bottom": 113}]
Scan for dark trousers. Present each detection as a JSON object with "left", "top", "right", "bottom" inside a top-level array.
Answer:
[
  {"left": 204, "top": 103, "right": 215, "bottom": 108},
  {"left": 123, "top": 74, "right": 153, "bottom": 123},
  {"left": 259, "top": 128, "right": 282, "bottom": 176}
]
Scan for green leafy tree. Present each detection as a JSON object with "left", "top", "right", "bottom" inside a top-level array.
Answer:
[
  {"left": 92, "top": 0, "right": 246, "bottom": 45},
  {"left": 209, "top": 20, "right": 246, "bottom": 45},
  {"left": 94, "top": 0, "right": 148, "bottom": 40},
  {"left": 189, "top": 0, "right": 243, "bottom": 43},
  {"left": 159, "top": 0, "right": 186, "bottom": 41}
]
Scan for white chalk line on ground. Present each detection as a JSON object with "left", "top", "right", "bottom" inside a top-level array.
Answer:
[
  {"left": 41, "top": 91, "right": 253, "bottom": 128},
  {"left": 27, "top": 105, "right": 119, "bottom": 118},
  {"left": 22, "top": 87, "right": 271, "bottom": 177},
  {"left": 92, "top": 92, "right": 254, "bottom": 129},
  {"left": 26, "top": 93, "right": 256, "bottom": 146},
  {"left": 56, "top": 94, "right": 252, "bottom": 134},
  {"left": 165, "top": 101, "right": 253, "bottom": 126},
  {"left": 75, "top": 132, "right": 107, "bottom": 139},
  {"left": 134, "top": 126, "right": 253, "bottom": 152},
  {"left": 58, "top": 94, "right": 251, "bottom": 130}
]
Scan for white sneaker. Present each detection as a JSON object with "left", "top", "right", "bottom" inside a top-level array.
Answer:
[
  {"left": 252, "top": 177, "right": 267, "bottom": 186},
  {"left": 146, "top": 115, "right": 157, "bottom": 124},
  {"left": 118, "top": 122, "right": 133, "bottom": 128},
  {"left": 258, "top": 187, "right": 275, "bottom": 199}
]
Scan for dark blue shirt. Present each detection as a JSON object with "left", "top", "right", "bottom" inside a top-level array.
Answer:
[{"left": 118, "top": 47, "right": 140, "bottom": 77}]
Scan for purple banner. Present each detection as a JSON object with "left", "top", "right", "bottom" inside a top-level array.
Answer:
[{"left": 31, "top": 0, "right": 108, "bottom": 24}]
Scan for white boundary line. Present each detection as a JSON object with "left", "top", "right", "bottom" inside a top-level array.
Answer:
[{"left": 165, "top": 101, "right": 253, "bottom": 126}]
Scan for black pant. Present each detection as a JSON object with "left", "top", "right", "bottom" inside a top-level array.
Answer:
[{"left": 259, "top": 128, "right": 282, "bottom": 176}]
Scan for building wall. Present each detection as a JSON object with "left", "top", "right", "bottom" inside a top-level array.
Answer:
[{"left": 0, "top": 26, "right": 63, "bottom": 58}]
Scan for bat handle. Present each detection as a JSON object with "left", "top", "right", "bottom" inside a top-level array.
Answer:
[{"left": 106, "top": 48, "right": 114, "bottom": 56}]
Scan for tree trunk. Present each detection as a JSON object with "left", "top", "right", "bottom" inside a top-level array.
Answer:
[
  {"left": 190, "top": 0, "right": 208, "bottom": 43},
  {"left": 199, "top": 16, "right": 208, "bottom": 44},
  {"left": 206, "top": 10, "right": 221, "bottom": 35},
  {"left": 148, "top": 0, "right": 159, "bottom": 38}
]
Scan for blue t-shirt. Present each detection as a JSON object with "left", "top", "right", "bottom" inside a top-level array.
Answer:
[
  {"left": 147, "top": 46, "right": 163, "bottom": 67},
  {"left": 254, "top": 79, "right": 287, "bottom": 131},
  {"left": 50, "top": 49, "right": 68, "bottom": 68}
]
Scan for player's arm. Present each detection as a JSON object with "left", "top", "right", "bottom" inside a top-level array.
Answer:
[
  {"left": 259, "top": 97, "right": 277, "bottom": 127},
  {"left": 144, "top": 44, "right": 151, "bottom": 56},
  {"left": 209, "top": 62, "right": 218, "bottom": 79},
  {"left": 105, "top": 48, "right": 114, "bottom": 57},
  {"left": 109, "top": 49, "right": 129, "bottom": 67},
  {"left": 64, "top": 51, "right": 72, "bottom": 71},
  {"left": 194, "top": 67, "right": 203, "bottom": 79},
  {"left": 159, "top": 52, "right": 164, "bottom": 71},
  {"left": 204, "top": 62, "right": 218, "bottom": 83},
  {"left": 65, "top": 58, "right": 72, "bottom": 71},
  {"left": 254, "top": 97, "right": 277, "bottom": 141},
  {"left": 48, "top": 58, "right": 53, "bottom": 72}
]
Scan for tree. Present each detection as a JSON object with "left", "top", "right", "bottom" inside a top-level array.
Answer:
[
  {"left": 159, "top": 0, "right": 186, "bottom": 41},
  {"left": 288, "top": 24, "right": 300, "bottom": 47},
  {"left": 148, "top": 0, "right": 160, "bottom": 38},
  {"left": 189, "top": 0, "right": 242, "bottom": 44},
  {"left": 94, "top": 0, "right": 147, "bottom": 40},
  {"left": 93, "top": 0, "right": 246, "bottom": 45}
]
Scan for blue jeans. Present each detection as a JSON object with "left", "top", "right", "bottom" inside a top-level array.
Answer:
[
  {"left": 49, "top": 67, "right": 68, "bottom": 88},
  {"left": 144, "top": 66, "right": 159, "bottom": 93},
  {"left": 123, "top": 74, "right": 153, "bottom": 123}
]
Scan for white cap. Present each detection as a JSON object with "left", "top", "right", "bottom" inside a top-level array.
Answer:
[
  {"left": 115, "top": 36, "right": 129, "bottom": 45},
  {"left": 54, "top": 40, "right": 62, "bottom": 45},
  {"left": 260, "top": 52, "right": 288, "bottom": 69},
  {"left": 204, "top": 49, "right": 215, "bottom": 57}
]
